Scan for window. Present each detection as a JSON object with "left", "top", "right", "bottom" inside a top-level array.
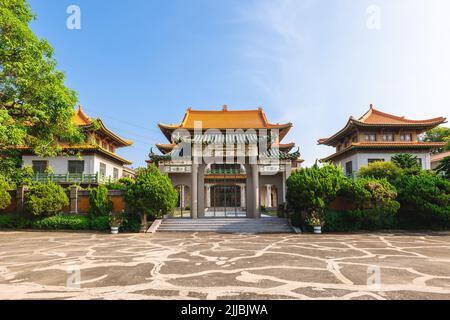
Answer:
[
  {"left": 345, "top": 161, "right": 353, "bottom": 176},
  {"left": 32, "top": 161, "right": 48, "bottom": 173},
  {"left": 102, "top": 142, "right": 108, "bottom": 149},
  {"left": 68, "top": 160, "right": 84, "bottom": 174},
  {"left": 382, "top": 133, "right": 394, "bottom": 141},
  {"left": 368, "top": 159, "right": 385, "bottom": 164},
  {"left": 99, "top": 163, "right": 106, "bottom": 178},
  {"left": 113, "top": 168, "right": 119, "bottom": 180},
  {"left": 400, "top": 133, "right": 412, "bottom": 141},
  {"left": 364, "top": 133, "right": 377, "bottom": 141}
]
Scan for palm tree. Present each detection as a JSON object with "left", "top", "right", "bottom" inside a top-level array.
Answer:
[
  {"left": 391, "top": 154, "right": 420, "bottom": 171},
  {"left": 436, "top": 156, "right": 450, "bottom": 180}
]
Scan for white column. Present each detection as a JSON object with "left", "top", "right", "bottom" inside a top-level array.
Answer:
[
  {"left": 240, "top": 184, "right": 246, "bottom": 208},
  {"left": 206, "top": 184, "right": 211, "bottom": 208},
  {"left": 181, "top": 185, "right": 185, "bottom": 208},
  {"left": 265, "top": 184, "right": 272, "bottom": 208},
  {"left": 191, "top": 164, "right": 198, "bottom": 219}
]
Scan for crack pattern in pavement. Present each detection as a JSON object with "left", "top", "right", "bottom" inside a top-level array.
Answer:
[{"left": 0, "top": 231, "right": 450, "bottom": 300}]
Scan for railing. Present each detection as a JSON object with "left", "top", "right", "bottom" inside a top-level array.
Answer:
[
  {"left": 206, "top": 168, "right": 245, "bottom": 175},
  {"left": 32, "top": 173, "right": 115, "bottom": 184}
]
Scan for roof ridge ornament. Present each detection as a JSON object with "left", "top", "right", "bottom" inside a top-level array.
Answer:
[{"left": 222, "top": 105, "right": 228, "bottom": 111}]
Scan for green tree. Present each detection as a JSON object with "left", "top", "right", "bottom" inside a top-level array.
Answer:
[
  {"left": 88, "top": 185, "right": 113, "bottom": 217},
  {"left": 358, "top": 161, "right": 404, "bottom": 183},
  {"left": 436, "top": 156, "right": 450, "bottom": 180},
  {"left": 391, "top": 154, "right": 421, "bottom": 173},
  {"left": 423, "top": 127, "right": 450, "bottom": 151},
  {"left": 394, "top": 171, "right": 450, "bottom": 227},
  {"left": 0, "top": 0, "right": 84, "bottom": 181},
  {"left": 0, "top": 174, "right": 12, "bottom": 209},
  {"left": 24, "top": 182, "right": 69, "bottom": 216},
  {"left": 125, "top": 164, "right": 177, "bottom": 219},
  {"left": 287, "top": 164, "right": 345, "bottom": 226}
]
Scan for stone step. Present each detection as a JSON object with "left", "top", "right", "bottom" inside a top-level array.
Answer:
[{"left": 157, "top": 218, "right": 293, "bottom": 234}]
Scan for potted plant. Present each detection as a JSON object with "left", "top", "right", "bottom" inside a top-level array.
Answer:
[
  {"left": 306, "top": 211, "right": 324, "bottom": 234},
  {"left": 109, "top": 210, "right": 125, "bottom": 234}
]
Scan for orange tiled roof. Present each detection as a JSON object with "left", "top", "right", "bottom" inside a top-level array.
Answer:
[
  {"left": 158, "top": 105, "right": 293, "bottom": 141},
  {"left": 73, "top": 106, "right": 133, "bottom": 147},
  {"left": 321, "top": 141, "right": 446, "bottom": 162},
  {"left": 358, "top": 106, "right": 446, "bottom": 125},
  {"left": 318, "top": 105, "right": 447, "bottom": 146}
]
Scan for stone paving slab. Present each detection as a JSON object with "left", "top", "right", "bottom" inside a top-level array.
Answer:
[{"left": 0, "top": 231, "right": 449, "bottom": 300}]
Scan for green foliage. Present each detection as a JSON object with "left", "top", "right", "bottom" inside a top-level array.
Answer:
[
  {"left": 358, "top": 161, "right": 404, "bottom": 182},
  {"left": 287, "top": 164, "right": 345, "bottom": 224},
  {"left": 88, "top": 185, "right": 112, "bottom": 217},
  {"left": 104, "top": 177, "right": 134, "bottom": 191},
  {"left": 90, "top": 216, "right": 110, "bottom": 231},
  {"left": 436, "top": 156, "right": 450, "bottom": 180},
  {"left": 394, "top": 171, "right": 450, "bottom": 228},
  {"left": 24, "top": 182, "right": 69, "bottom": 216},
  {"left": 423, "top": 127, "right": 450, "bottom": 151},
  {"left": 0, "top": 214, "right": 29, "bottom": 229},
  {"left": 32, "top": 214, "right": 90, "bottom": 230},
  {"left": 0, "top": 174, "right": 12, "bottom": 210},
  {"left": 0, "top": 0, "right": 84, "bottom": 181},
  {"left": 336, "top": 177, "right": 400, "bottom": 230},
  {"left": 125, "top": 164, "right": 178, "bottom": 218},
  {"left": 121, "top": 212, "right": 141, "bottom": 232},
  {"left": 391, "top": 154, "right": 421, "bottom": 173}
]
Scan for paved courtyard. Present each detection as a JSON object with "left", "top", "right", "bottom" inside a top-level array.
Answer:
[{"left": 0, "top": 231, "right": 450, "bottom": 300}]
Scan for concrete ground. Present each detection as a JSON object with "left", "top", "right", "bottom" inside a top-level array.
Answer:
[{"left": 0, "top": 231, "right": 450, "bottom": 300}]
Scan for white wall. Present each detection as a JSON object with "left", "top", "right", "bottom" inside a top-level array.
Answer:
[
  {"left": 93, "top": 154, "right": 124, "bottom": 179},
  {"left": 22, "top": 155, "right": 95, "bottom": 174},
  {"left": 333, "top": 151, "right": 431, "bottom": 174},
  {"left": 22, "top": 153, "right": 126, "bottom": 179}
]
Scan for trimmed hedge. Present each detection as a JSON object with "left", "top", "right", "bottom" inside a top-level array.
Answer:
[{"left": 0, "top": 213, "right": 140, "bottom": 232}]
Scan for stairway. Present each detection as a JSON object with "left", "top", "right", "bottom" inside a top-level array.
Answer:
[{"left": 157, "top": 217, "right": 293, "bottom": 234}]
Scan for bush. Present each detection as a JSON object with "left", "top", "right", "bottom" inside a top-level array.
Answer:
[
  {"left": 24, "top": 182, "right": 69, "bottom": 216},
  {"left": 88, "top": 185, "right": 113, "bottom": 217},
  {"left": 121, "top": 212, "right": 141, "bottom": 232},
  {"left": 0, "top": 214, "right": 29, "bottom": 229},
  {"left": 287, "top": 163, "right": 345, "bottom": 226},
  {"left": 358, "top": 161, "right": 403, "bottom": 182},
  {"left": 125, "top": 164, "right": 178, "bottom": 218},
  {"left": 90, "top": 215, "right": 110, "bottom": 231},
  {"left": 105, "top": 177, "right": 134, "bottom": 191},
  {"left": 394, "top": 171, "right": 450, "bottom": 229},
  {"left": 32, "top": 215, "right": 90, "bottom": 230},
  {"left": 0, "top": 174, "right": 12, "bottom": 210}
]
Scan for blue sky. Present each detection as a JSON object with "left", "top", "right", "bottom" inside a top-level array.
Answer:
[{"left": 28, "top": 0, "right": 450, "bottom": 167}]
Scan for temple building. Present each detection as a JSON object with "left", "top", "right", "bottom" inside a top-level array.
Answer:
[
  {"left": 150, "top": 106, "right": 302, "bottom": 219},
  {"left": 19, "top": 106, "right": 134, "bottom": 184},
  {"left": 318, "top": 105, "right": 447, "bottom": 176}
]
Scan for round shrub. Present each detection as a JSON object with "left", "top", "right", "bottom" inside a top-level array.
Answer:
[
  {"left": 358, "top": 161, "right": 403, "bottom": 182},
  {"left": 125, "top": 164, "right": 177, "bottom": 218},
  {"left": 25, "top": 182, "right": 69, "bottom": 216},
  {"left": 287, "top": 163, "right": 346, "bottom": 226}
]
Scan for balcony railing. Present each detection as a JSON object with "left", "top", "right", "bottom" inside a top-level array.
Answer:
[
  {"left": 32, "top": 173, "right": 115, "bottom": 184},
  {"left": 206, "top": 168, "right": 245, "bottom": 175}
]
